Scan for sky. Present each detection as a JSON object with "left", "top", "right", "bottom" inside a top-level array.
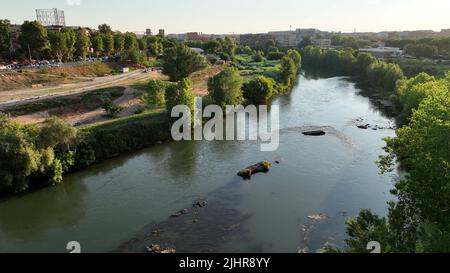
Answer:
[{"left": 1, "top": 0, "right": 450, "bottom": 34}]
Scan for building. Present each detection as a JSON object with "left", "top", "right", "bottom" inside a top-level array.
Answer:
[
  {"left": 36, "top": 8, "right": 66, "bottom": 27},
  {"left": 167, "top": 33, "right": 186, "bottom": 42},
  {"left": 314, "top": 38, "right": 332, "bottom": 49},
  {"left": 359, "top": 47, "right": 403, "bottom": 59},
  {"left": 268, "top": 28, "right": 323, "bottom": 47},
  {"left": 186, "top": 32, "right": 211, "bottom": 41},
  {"left": 146, "top": 29, "right": 153, "bottom": 36},
  {"left": 158, "top": 29, "right": 165, "bottom": 36}
]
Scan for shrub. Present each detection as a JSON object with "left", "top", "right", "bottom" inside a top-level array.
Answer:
[{"left": 243, "top": 76, "right": 275, "bottom": 104}]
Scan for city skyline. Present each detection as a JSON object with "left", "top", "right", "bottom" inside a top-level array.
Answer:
[{"left": 1, "top": 0, "right": 450, "bottom": 34}]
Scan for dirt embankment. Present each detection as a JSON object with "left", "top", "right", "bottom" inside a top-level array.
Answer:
[
  {"left": 0, "top": 63, "right": 121, "bottom": 92},
  {"left": 190, "top": 65, "right": 227, "bottom": 96}
]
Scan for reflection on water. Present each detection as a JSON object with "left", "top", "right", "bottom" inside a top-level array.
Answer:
[{"left": 0, "top": 76, "right": 398, "bottom": 253}]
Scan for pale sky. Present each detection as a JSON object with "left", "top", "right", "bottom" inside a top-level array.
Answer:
[{"left": 1, "top": 0, "right": 450, "bottom": 34}]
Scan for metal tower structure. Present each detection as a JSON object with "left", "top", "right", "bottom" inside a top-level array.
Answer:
[{"left": 36, "top": 8, "right": 66, "bottom": 26}]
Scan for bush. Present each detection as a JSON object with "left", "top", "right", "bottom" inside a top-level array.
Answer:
[
  {"left": 267, "top": 51, "right": 284, "bottom": 60},
  {"left": 207, "top": 67, "right": 244, "bottom": 108},
  {"left": 139, "top": 79, "right": 166, "bottom": 109},
  {"left": 0, "top": 114, "right": 77, "bottom": 193},
  {"left": 102, "top": 100, "right": 123, "bottom": 117},
  {"left": 165, "top": 78, "right": 195, "bottom": 117},
  {"left": 243, "top": 76, "right": 275, "bottom": 104},
  {"left": 162, "top": 44, "right": 208, "bottom": 81}
]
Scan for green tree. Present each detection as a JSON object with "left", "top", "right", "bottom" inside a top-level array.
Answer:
[
  {"left": 61, "top": 28, "right": 76, "bottom": 61},
  {"left": 297, "top": 36, "right": 313, "bottom": 50},
  {"left": 75, "top": 29, "right": 90, "bottom": 59},
  {"left": 287, "top": 49, "right": 302, "bottom": 69},
  {"left": 207, "top": 67, "right": 244, "bottom": 108},
  {"left": 280, "top": 55, "right": 297, "bottom": 88},
  {"left": 90, "top": 32, "right": 104, "bottom": 57},
  {"left": 221, "top": 36, "right": 237, "bottom": 60},
  {"left": 162, "top": 44, "right": 208, "bottom": 81},
  {"left": 113, "top": 32, "right": 125, "bottom": 55},
  {"left": 252, "top": 50, "right": 265, "bottom": 62},
  {"left": 146, "top": 35, "right": 163, "bottom": 57},
  {"left": 165, "top": 78, "right": 195, "bottom": 115},
  {"left": 98, "top": 24, "right": 113, "bottom": 35},
  {"left": 140, "top": 79, "right": 166, "bottom": 109},
  {"left": 102, "top": 33, "right": 114, "bottom": 56},
  {"left": 0, "top": 19, "right": 11, "bottom": 61},
  {"left": 48, "top": 31, "right": 68, "bottom": 62},
  {"left": 243, "top": 76, "right": 275, "bottom": 104},
  {"left": 18, "top": 21, "right": 50, "bottom": 60},
  {"left": 124, "top": 32, "right": 138, "bottom": 51}
]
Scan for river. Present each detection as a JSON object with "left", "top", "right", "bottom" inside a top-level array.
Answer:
[{"left": 0, "top": 75, "right": 398, "bottom": 253}]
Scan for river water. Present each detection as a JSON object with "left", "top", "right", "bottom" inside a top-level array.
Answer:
[{"left": 0, "top": 75, "right": 398, "bottom": 253}]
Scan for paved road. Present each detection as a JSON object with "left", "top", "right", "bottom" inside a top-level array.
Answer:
[{"left": 0, "top": 69, "right": 157, "bottom": 109}]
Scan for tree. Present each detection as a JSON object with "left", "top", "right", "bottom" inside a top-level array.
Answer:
[
  {"left": 18, "top": 21, "right": 50, "bottom": 60},
  {"left": 98, "top": 24, "right": 113, "bottom": 35},
  {"left": 396, "top": 72, "right": 439, "bottom": 119},
  {"left": 297, "top": 36, "right": 313, "bottom": 50},
  {"left": 0, "top": 19, "right": 11, "bottom": 61},
  {"left": 75, "top": 29, "right": 90, "bottom": 59},
  {"left": 162, "top": 44, "right": 208, "bottom": 81},
  {"left": 365, "top": 62, "right": 404, "bottom": 92},
  {"left": 243, "top": 76, "right": 275, "bottom": 104},
  {"left": 90, "top": 32, "right": 104, "bottom": 57},
  {"left": 48, "top": 31, "right": 68, "bottom": 62},
  {"left": 207, "top": 67, "right": 244, "bottom": 108},
  {"left": 61, "top": 28, "right": 76, "bottom": 61},
  {"left": 124, "top": 32, "right": 138, "bottom": 51},
  {"left": 140, "top": 79, "right": 166, "bottom": 109},
  {"left": 36, "top": 117, "right": 77, "bottom": 151},
  {"left": 221, "top": 36, "right": 237, "bottom": 60},
  {"left": 146, "top": 35, "right": 163, "bottom": 57},
  {"left": 280, "top": 55, "right": 297, "bottom": 88},
  {"left": 165, "top": 78, "right": 195, "bottom": 116},
  {"left": 113, "top": 32, "right": 125, "bottom": 55},
  {"left": 252, "top": 50, "right": 265, "bottom": 62},
  {"left": 0, "top": 114, "right": 77, "bottom": 193},
  {"left": 339, "top": 75, "right": 450, "bottom": 253},
  {"left": 138, "top": 38, "right": 147, "bottom": 52},
  {"left": 287, "top": 49, "right": 302, "bottom": 69},
  {"left": 102, "top": 33, "right": 114, "bottom": 56}
]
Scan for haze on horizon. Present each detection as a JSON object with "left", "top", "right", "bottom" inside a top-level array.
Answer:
[{"left": 1, "top": 0, "right": 450, "bottom": 34}]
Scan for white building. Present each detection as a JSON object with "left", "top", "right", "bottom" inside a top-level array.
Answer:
[{"left": 359, "top": 47, "right": 403, "bottom": 59}]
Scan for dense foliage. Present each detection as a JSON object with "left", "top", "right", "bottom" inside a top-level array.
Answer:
[
  {"left": 242, "top": 76, "right": 275, "bottom": 104},
  {"left": 335, "top": 73, "right": 450, "bottom": 253},
  {"left": 207, "top": 67, "right": 244, "bottom": 108},
  {"left": 162, "top": 44, "right": 208, "bottom": 81},
  {"left": 0, "top": 114, "right": 76, "bottom": 193},
  {"left": 139, "top": 79, "right": 167, "bottom": 109},
  {"left": 302, "top": 45, "right": 404, "bottom": 92}
]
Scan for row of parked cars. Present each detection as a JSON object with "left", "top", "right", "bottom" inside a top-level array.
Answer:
[{"left": 0, "top": 56, "right": 111, "bottom": 71}]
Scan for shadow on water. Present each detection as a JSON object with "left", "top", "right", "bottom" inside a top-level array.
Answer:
[
  {"left": 0, "top": 183, "right": 86, "bottom": 240},
  {"left": 115, "top": 179, "right": 254, "bottom": 253}
]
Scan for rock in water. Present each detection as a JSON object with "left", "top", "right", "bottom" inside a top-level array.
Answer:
[
  {"left": 146, "top": 244, "right": 176, "bottom": 254},
  {"left": 302, "top": 130, "right": 326, "bottom": 136},
  {"left": 237, "top": 161, "right": 271, "bottom": 180}
]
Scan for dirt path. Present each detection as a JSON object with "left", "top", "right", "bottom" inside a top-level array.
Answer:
[
  {"left": 63, "top": 86, "right": 145, "bottom": 126},
  {"left": 0, "top": 69, "right": 155, "bottom": 109}
]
